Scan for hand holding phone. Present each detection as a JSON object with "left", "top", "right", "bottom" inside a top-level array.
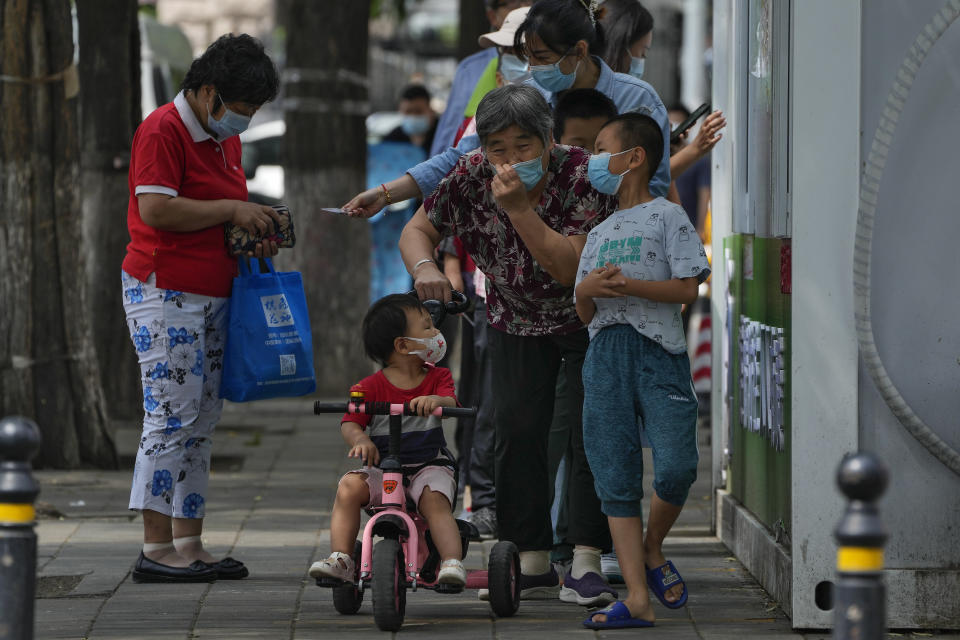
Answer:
[{"left": 670, "top": 102, "right": 711, "bottom": 144}]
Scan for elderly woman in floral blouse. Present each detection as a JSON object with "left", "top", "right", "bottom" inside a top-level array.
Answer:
[{"left": 399, "top": 83, "right": 620, "bottom": 605}]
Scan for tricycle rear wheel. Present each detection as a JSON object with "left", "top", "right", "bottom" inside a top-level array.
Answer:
[{"left": 331, "top": 539, "right": 363, "bottom": 615}]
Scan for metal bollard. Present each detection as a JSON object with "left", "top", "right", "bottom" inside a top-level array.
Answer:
[
  {"left": 0, "top": 416, "right": 42, "bottom": 640},
  {"left": 833, "top": 452, "right": 889, "bottom": 640}
]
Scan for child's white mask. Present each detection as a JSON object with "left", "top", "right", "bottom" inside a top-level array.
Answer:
[{"left": 404, "top": 332, "right": 446, "bottom": 364}]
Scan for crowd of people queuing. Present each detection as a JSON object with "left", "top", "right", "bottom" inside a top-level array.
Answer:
[{"left": 120, "top": 0, "right": 724, "bottom": 631}]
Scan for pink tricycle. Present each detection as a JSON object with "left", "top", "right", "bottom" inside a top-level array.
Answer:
[{"left": 313, "top": 388, "right": 521, "bottom": 631}]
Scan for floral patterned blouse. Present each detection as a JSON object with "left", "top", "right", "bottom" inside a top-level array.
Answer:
[{"left": 424, "top": 145, "right": 617, "bottom": 336}]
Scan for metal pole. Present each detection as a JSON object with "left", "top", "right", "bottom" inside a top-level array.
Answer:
[
  {"left": 0, "top": 416, "right": 42, "bottom": 640},
  {"left": 833, "top": 452, "right": 889, "bottom": 640}
]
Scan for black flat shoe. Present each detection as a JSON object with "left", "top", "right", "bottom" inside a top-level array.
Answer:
[
  {"left": 132, "top": 552, "right": 218, "bottom": 583},
  {"left": 213, "top": 556, "right": 249, "bottom": 580}
]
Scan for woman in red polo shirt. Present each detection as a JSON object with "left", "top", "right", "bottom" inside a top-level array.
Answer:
[{"left": 122, "top": 34, "right": 279, "bottom": 583}]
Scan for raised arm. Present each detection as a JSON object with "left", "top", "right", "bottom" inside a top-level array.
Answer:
[
  {"left": 491, "top": 163, "right": 588, "bottom": 286},
  {"left": 670, "top": 110, "right": 725, "bottom": 178},
  {"left": 343, "top": 134, "right": 481, "bottom": 219}
]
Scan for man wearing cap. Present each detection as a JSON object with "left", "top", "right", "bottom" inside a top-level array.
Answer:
[{"left": 430, "top": 0, "right": 533, "bottom": 157}]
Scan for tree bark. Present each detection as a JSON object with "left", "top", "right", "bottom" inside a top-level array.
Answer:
[
  {"left": 278, "top": 3, "right": 373, "bottom": 395},
  {"left": 77, "top": 0, "right": 142, "bottom": 423},
  {"left": 0, "top": 0, "right": 117, "bottom": 468},
  {"left": 458, "top": 0, "right": 489, "bottom": 61}
]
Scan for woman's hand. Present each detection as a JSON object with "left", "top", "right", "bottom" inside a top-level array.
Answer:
[
  {"left": 232, "top": 201, "right": 281, "bottom": 236},
  {"left": 409, "top": 395, "right": 444, "bottom": 417},
  {"left": 248, "top": 239, "right": 279, "bottom": 258},
  {"left": 575, "top": 264, "right": 627, "bottom": 300},
  {"left": 413, "top": 262, "right": 452, "bottom": 303},
  {"left": 348, "top": 436, "right": 380, "bottom": 466},
  {"left": 691, "top": 110, "right": 726, "bottom": 157},
  {"left": 492, "top": 164, "right": 531, "bottom": 216},
  {"left": 342, "top": 187, "right": 386, "bottom": 219}
]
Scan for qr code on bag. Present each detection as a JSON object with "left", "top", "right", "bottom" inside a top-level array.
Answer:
[{"left": 279, "top": 354, "right": 296, "bottom": 376}]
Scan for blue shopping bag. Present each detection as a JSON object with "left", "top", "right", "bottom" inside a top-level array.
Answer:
[{"left": 220, "top": 257, "right": 316, "bottom": 402}]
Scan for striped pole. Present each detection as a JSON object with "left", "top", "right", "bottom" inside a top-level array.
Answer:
[
  {"left": 0, "top": 416, "right": 42, "bottom": 640},
  {"left": 833, "top": 452, "right": 889, "bottom": 640}
]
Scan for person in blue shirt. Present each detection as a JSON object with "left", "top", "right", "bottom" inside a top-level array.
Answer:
[
  {"left": 430, "top": 0, "right": 533, "bottom": 157},
  {"left": 342, "top": 0, "right": 671, "bottom": 219},
  {"left": 599, "top": 0, "right": 654, "bottom": 78}
]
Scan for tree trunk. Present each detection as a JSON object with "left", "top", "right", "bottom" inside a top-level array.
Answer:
[
  {"left": 458, "top": 0, "right": 489, "bottom": 60},
  {"left": 77, "top": 0, "right": 142, "bottom": 423},
  {"left": 0, "top": 0, "right": 117, "bottom": 468},
  {"left": 279, "top": 3, "right": 373, "bottom": 395}
]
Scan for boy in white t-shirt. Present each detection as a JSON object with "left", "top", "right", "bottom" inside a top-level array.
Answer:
[{"left": 574, "top": 113, "right": 711, "bottom": 629}]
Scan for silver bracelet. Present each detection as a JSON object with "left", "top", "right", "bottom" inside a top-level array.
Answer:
[{"left": 411, "top": 258, "right": 434, "bottom": 272}]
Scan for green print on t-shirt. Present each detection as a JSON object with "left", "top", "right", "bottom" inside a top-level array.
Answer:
[{"left": 596, "top": 235, "right": 644, "bottom": 267}]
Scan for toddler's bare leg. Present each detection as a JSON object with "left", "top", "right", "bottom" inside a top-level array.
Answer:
[
  {"left": 418, "top": 489, "right": 461, "bottom": 561},
  {"left": 330, "top": 474, "right": 370, "bottom": 554}
]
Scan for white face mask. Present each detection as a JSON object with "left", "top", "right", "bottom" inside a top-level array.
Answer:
[{"left": 404, "top": 332, "right": 446, "bottom": 364}]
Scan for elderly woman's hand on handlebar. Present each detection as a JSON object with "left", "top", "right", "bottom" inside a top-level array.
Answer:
[{"left": 413, "top": 262, "right": 452, "bottom": 303}]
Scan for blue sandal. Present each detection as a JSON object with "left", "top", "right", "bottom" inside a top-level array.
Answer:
[
  {"left": 583, "top": 601, "right": 655, "bottom": 629},
  {"left": 646, "top": 560, "right": 688, "bottom": 608}
]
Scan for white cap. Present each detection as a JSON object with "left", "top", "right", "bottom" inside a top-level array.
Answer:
[{"left": 478, "top": 7, "right": 530, "bottom": 49}]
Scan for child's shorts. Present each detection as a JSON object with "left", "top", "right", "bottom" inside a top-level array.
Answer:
[{"left": 345, "top": 465, "right": 456, "bottom": 509}]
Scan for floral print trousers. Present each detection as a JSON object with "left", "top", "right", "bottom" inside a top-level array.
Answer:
[{"left": 122, "top": 270, "right": 228, "bottom": 519}]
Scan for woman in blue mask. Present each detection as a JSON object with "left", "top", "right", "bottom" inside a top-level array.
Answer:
[
  {"left": 599, "top": 0, "right": 654, "bottom": 79},
  {"left": 122, "top": 34, "right": 280, "bottom": 583},
  {"left": 343, "top": 0, "right": 673, "bottom": 218}
]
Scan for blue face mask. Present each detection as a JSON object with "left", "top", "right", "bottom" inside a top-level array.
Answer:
[
  {"left": 207, "top": 94, "right": 252, "bottom": 141},
  {"left": 587, "top": 147, "right": 638, "bottom": 195},
  {"left": 499, "top": 53, "right": 531, "bottom": 85},
  {"left": 629, "top": 55, "right": 645, "bottom": 80},
  {"left": 401, "top": 115, "right": 431, "bottom": 137},
  {"left": 529, "top": 55, "right": 580, "bottom": 93},
  {"left": 512, "top": 152, "right": 546, "bottom": 191}
]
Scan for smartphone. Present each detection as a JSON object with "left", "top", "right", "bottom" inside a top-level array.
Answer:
[{"left": 670, "top": 102, "right": 711, "bottom": 144}]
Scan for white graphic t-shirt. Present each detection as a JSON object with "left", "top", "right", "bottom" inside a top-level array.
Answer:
[{"left": 575, "top": 198, "right": 711, "bottom": 354}]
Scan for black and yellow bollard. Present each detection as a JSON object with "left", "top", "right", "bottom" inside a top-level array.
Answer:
[
  {"left": 833, "top": 452, "right": 889, "bottom": 640},
  {"left": 0, "top": 416, "right": 42, "bottom": 640}
]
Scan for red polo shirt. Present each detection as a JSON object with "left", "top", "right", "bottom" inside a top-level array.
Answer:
[{"left": 123, "top": 92, "right": 247, "bottom": 298}]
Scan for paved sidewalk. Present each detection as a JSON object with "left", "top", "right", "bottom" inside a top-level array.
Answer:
[{"left": 33, "top": 398, "right": 824, "bottom": 639}]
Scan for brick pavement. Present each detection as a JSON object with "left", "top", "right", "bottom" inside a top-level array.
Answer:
[{"left": 27, "top": 398, "right": 866, "bottom": 639}]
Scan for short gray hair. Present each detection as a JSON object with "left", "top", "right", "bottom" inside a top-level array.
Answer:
[{"left": 475, "top": 84, "right": 554, "bottom": 148}]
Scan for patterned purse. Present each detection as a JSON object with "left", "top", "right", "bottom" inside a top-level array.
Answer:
[{"left": 225, "top": 204, "right": 296, "bottom": 255}]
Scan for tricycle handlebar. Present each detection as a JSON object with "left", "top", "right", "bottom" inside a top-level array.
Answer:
[{"left": 314, "top": 401, "right": 476, "bottom": 419}]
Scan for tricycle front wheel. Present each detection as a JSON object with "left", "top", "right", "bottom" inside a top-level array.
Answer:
[
  {"left": 372, "top": 538, "right": 406, "bottom": 631},
  {"left": 487, "top": 540, "right": 520, "bottom": 617}
]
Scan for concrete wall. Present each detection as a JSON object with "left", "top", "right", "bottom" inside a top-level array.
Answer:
[
  {"left": 716, "top": 0, "right": 960, "bottom": 629},
  {"left": 789, "top": 0, "right": 862, "bottom": 628},
  {"left": 858, "top": 0, "right": 960, "bottom": 628}
]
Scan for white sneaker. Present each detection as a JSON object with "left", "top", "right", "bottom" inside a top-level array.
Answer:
[
  {"left": 309, "top": 552, "right": 355, "bottom": 583},
  {"left": 437, "top": 559, "right": 467, "bottom": 586}
]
